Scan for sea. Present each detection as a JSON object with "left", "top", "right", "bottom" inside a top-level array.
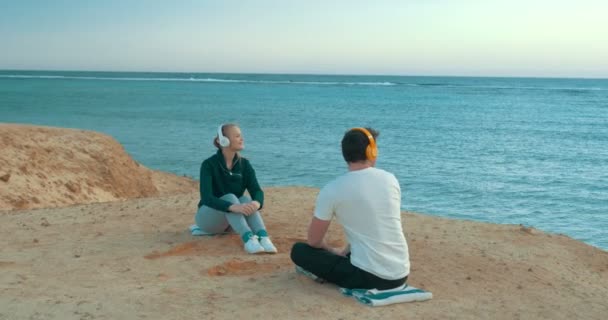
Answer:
[{"left": 1, "top": 70, "right": 607, "bottom": 250}]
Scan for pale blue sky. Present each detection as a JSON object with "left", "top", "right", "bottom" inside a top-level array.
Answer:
[{"left": 1, "top": 0, "right": 606, "bottom": 77}]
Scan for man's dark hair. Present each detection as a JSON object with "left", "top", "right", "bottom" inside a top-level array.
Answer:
[{"left": 341, "top": 127, "right": 379, "bottom": 163}]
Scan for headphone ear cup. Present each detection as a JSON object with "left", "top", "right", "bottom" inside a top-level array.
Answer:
[
  {"left": 219, "top": 135, "right": 230, "bottom": 147},
  {"left": 351, "top": 127, "right": 377, "bottom": 160},
  {"left": 217, "top": 124, "right": 230, "bottom": 147},
  {"left": 366, "top": 145, "right": 378, "bottom": 160}
]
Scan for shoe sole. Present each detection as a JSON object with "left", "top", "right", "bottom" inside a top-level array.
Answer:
[{"left": 295, "top": 266, "right": 325, "bottom": 283}]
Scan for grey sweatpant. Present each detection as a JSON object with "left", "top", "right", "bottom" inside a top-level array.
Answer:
[{"left": 195, "top": 194, "right": 266, "bottom": 239}]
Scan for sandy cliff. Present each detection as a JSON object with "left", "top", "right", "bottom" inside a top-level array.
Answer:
[{"left": 0, "top": 124, "right": 196, "bottom": 210}]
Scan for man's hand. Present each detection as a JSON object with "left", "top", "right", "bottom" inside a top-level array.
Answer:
[{"left": 328, "top": 244, "right": 350, "bottom": 257}]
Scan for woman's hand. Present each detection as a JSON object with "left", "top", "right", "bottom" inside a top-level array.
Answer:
[
  {"left": 247, "top": 201, "right": 261, "bottom": 212},
  {"left": 241, "top": 201, "right": 260, "bottom": 215},
  {"left": 228, "top": 204, "right": 248, "bottom": 215},
  {"left": 228, "top": 201, "right": 260, "bottom": 216}
]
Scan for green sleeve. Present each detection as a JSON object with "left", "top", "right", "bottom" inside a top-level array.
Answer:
[
  {"left": 244, "top": 160, "right": 264, "bottom": 209},
  {"left": 200, "top": 160, "right": 233, "bottom": 212}
]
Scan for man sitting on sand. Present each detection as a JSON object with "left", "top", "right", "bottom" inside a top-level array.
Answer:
[{"left": 290, "top": 127, "right": 410, "bottom": 290}]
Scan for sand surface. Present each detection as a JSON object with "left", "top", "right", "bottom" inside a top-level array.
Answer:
[{"left": 1, "top": 124, "right": 607, "bottom": 319}]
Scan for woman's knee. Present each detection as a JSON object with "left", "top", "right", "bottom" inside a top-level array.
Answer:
[
  {"left": 220, "top": 193, "right": 239, "bottom": 203},
  {"left": 238, "top": 195, "right": 252, "bottom": 203}
]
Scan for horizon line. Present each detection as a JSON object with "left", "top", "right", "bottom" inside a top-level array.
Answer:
[{"left": 1, "top": 68, "right": 607, "bottom": 81}]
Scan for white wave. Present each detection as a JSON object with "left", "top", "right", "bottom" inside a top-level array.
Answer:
[
  {"left": 2, "top": 74, "right": 605, "bottom": 90},
  {"left": 460, "top": 84, "right": 607, "bottom": 91},
  {"left": 402, "top": 82, "right": 607, "bottom": 91},
  {"left": 198, "top": 78, "right": 396, "bottom": 85},
  {"left": 0, "top": 74, "right": 397, "bottom": 86}
]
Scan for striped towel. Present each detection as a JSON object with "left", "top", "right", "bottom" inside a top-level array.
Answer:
[{"left": 340, "top": 284, "right": 432, "bottom": 306}]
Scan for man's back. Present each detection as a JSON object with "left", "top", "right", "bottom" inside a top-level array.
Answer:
[{"left": 315, "top": 167, "right": 410, "bottom": 280}]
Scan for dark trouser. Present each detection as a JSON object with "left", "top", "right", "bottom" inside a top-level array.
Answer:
[{"left": 290, "top": 242, "right": 407, "bottom": 290}]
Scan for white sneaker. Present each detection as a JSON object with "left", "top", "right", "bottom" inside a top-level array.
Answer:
[
  {"left": 244, "top": 235, "right": 265, "bottom": 254},
  {"left": 259, "top": 236, "right": 278, "bottom": 253}
]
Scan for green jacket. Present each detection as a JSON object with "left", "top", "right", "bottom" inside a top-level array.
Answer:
[{"left": 198, "top": 150, "right": 264, "bottom": 211}]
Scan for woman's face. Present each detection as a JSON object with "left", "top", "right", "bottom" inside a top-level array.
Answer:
[{"left": 225, "top": 126, "right": 244, "bottom": 151}]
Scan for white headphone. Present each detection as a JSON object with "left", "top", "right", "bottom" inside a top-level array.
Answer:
[{"left": 217, "top": 124, "right": 230, "bottom": 147}]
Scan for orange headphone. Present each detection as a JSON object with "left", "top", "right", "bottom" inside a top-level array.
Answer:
[{"left": 351, "top": 127, "right": 377, "bottom": 160}]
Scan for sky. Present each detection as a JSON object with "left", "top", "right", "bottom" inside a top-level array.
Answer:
[{"left": 1, "top": 0, "right": 606, "bottom": 78}]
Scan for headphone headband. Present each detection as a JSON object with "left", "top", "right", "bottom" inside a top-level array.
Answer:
[{"left": 351, "top": 127, "right": 377, "bottom": 160}]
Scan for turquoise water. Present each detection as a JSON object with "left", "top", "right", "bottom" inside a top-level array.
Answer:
[{"left": 1, "top": 70, "right": 607, "bottom": 250}]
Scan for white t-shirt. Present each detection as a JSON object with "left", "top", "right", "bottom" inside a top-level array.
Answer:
[{"left": 314, "top": 167, "right": 410, "bottom": 280}]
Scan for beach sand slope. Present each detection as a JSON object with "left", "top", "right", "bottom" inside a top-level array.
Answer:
[
  {"left": 1, "top": 189, "right": 607, "bottom": 319},
  {"left": 1, "top": 124, "right": 606, "bottom": 319}
]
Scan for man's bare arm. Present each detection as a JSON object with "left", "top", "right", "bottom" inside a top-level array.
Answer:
[{"left": 307, "top": 216, "right": 331, "bottom": 249}]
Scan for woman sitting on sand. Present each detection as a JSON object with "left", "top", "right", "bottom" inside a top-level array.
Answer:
[{"left": 192, "top": 123, "right": 277, "bottom": 254}]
